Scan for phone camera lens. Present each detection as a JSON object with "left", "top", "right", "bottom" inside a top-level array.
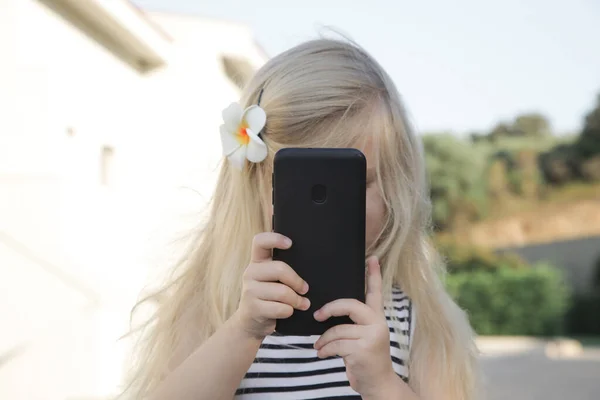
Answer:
[{"left": 311, "top": 184, "right": 327, "bottom": 204}]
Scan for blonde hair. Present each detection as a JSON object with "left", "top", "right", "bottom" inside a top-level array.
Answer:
[{"left": 122, "top": 38, "right": 481, "bottom": 399}]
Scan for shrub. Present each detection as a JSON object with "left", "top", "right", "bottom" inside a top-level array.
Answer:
[
  {"left": 580, "top": 155, "right": 600, "bottom": 181},
  {"left": 446, "top": 264, "right": 570, "bottom": 336},
  {"left": 538, "top": 145, "right": 579, "bottom": 184},
  {"left": 422, "top": 134, "right": 488, "bottom": 229}
]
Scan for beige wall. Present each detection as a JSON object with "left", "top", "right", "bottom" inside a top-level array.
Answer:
[{"left": 0, "top": 0, "right": 265, "bottom": 398}]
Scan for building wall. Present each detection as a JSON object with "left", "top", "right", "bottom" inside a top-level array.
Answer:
[{"left": 0, "top": 1, "right": 265, "bottom": 398}]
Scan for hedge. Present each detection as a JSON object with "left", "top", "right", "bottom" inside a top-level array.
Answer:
[{"left": 446, "top": 264, "right": 570, "bottom": 336}]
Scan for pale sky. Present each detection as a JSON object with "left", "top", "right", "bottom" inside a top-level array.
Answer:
[{"left": 134, "top": 0, "right": 600, "bottom": 135}]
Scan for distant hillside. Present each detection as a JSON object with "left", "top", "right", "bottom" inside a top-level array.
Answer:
[{"left": 444, "top": 196, "right": 600, "bottom": 248}]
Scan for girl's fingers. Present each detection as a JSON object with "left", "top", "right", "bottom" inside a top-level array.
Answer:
[
  {"left": 251, "top": 232, "right": 292, "bottom": 262},
  {"left": 314, "top": 324, "right": 364, "bottom": 350},
  {"left": 316, "top": 339, "right": 356, "bottom": 359},
  {"left": 257, "top": 299, "right": 295, "bottom": 319},
  {"left": 252, "top": 281, "right": 310, "bottom": 310},
  {"left": 365, "top": 256, "right": 384, "bottom": 311},
  {"left": 248, "top": 260, "right": 308, "bottom": 295},
  {"left": 314, "top": 298, "right": 374, "bottom": 325}
]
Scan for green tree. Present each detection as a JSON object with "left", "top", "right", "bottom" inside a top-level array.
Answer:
[
  {"left": 423, "top": 134, "right": 487, "bottom": 230},
  {"left": 513, "top": 113, "right": 552, "bottom": 137},
  {"left": 469, "top": 132, "right": 487, "bottom": 143},
  {"left": 576, "top": 93, "right": 600, "bottom": 181},
  {"left": 516, "top": 150, "right": 540, "bottom": 199},
  {"left": 577, "top": 93, "right": 600, "bottom": 157},
  {"left": 487, "top": 158, "right": 511, "bottom": 202},
  {"left": 489, "top": 123, "right": 517, "bottom": 141},
  {"left": 539, "top": 92, "right": 600, "bottom": 184},
  {"left": 486, "top": 113, "right": 552, "bottom": 142},
  {"left": 539, "top": 145, "right": 578, "bottom": 184}
]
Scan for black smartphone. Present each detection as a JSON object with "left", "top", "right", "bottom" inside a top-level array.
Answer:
[{"left": 272, "top": 148, "right": 366, "bottom": 336}]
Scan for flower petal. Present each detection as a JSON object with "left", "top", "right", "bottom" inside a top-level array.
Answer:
[
  {"left": 246, "top": 129, "right": 268, "bottom": 163},
  {"left": 243, "top": 105, "right": 266, "bottom": 134},
  {"left": 222, "top": 103, "right": 243, "bottom": 132},
  {"left": 220, "top": 124, "right": 241, "bottom": 156},
  {"left": 227, "top": 145, "right": 247, "bottom": 170}
]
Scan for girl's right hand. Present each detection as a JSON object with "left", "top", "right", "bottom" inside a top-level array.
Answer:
[{"left": 232, "top": 232, "right": 310, "bottom": 340}]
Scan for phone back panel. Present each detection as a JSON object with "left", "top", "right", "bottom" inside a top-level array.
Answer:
[{"left": 273, "top": 148, "right": 366, "bottom": 336}]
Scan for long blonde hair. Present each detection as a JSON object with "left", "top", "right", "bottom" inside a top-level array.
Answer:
[{"left": 122, "top": 38, "right": 481, "bottom": 399}]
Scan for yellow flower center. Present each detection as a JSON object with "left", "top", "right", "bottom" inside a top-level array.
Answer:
[{"left": 236, "top": 121, "right": 250, "bottom": 145}]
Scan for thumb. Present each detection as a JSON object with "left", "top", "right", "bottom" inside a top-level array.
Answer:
[{"left": 365, "top": 256, "right": 383, "bottom": 311}]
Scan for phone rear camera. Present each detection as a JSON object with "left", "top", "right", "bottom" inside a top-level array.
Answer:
[{"left": 311, "top": 184, "right": 327, "bottom": 204}]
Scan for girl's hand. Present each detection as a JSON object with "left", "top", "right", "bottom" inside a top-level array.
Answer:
[
  {"left": 232, "top": 232, "right": 311, "bottom": 340},
  {"left": 313, "top": 256, "right": 400, "bottom": 399}
]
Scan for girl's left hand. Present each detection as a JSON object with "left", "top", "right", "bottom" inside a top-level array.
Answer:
[{"left": 313, "top": 256, "right": 400, "bottom": 400}]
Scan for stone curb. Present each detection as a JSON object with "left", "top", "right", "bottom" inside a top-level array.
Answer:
[
  {"left": 476, "top": 336, "right": 584, "bottom": 358},
  {"left": 476, "top": 336, "right": 544, "bottom": 356}
]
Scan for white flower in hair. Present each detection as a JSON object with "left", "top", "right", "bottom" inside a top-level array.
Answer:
[{"left": 220, "top": 102, "right": 268, "bottom": 169}]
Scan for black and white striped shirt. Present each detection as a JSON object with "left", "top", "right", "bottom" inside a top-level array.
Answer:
[{"left": 235, "top": 288, "right": 414, "bottom": 399}]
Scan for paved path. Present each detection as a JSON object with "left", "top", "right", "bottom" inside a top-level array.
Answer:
[{"left": 482, "top": 348, "right": 600, "bottom": 400}]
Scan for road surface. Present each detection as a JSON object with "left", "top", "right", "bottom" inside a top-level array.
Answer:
[{"left": 482, "top": 348, "right": 600, "bottom": 400}]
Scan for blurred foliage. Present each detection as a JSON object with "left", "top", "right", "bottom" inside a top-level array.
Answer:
[
  {"left": 423, "top": 91, "right": 600, "bottom": 230},
  {"left": 437, "top": 239, "right": 600, "bottom": 336},
  {"left": 422, "top": 134, "right": 488, "bottom": 230},
  {"left": 539, "top": 144, "right": 579, "bottom": 184},
  {"left": 426, "top": 94, "right": 600, "bottom": 336},
  {"left": 446, "top": 264, "right": 570, "bottom": 336},
  {"left": 488, "top": 113, "right": 552, "bottom": 141},
  {"left": 513, "top": 113, "right": 552, "bottom": 138},
  {"left": 487, "top": 158, "right": 511, "bottom": 204},
  {"left": 515, "top": 150, "right": 541, "bottom": 199},
  {"left": 472, "top": 134, "right": 567, "bottom": 155},
  {"left": 540, "top": 94, "right": 600, "bottom": 184},
  {"left": 577, "top": 94, "right": 600, "bottom": 158}
]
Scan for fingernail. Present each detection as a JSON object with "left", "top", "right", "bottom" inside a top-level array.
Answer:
[
  {"left": 302, "top": 297, "right": 311, "bottom": 310},
  {"left": 302, "top": 281, "right": 309, "bottom": 294},
  {"left": 284, "top": 238, "right": 292, "bottom": 247},
  {"left": 313, "top": 310, "right": 320, "bottom": 319}
]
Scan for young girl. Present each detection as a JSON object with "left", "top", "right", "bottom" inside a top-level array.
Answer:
[{"left": 123, "top": 38, "right": 481, "bottom": 400}]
